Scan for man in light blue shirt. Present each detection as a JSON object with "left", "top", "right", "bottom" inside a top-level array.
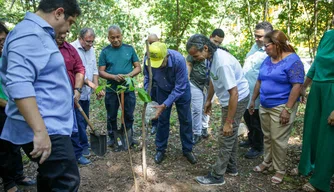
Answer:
[
  {"left": 0, "top": 1, "right": 82, "bottom": 191},
  {"left": 241, "top": 21, "right": 273, "bottom": 159}
]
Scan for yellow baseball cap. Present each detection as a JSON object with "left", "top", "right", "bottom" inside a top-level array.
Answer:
[{"left": 148, "top": 42, "right": 167, "bottom": 68}]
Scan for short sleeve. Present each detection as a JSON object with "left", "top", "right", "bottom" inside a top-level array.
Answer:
[
  {"left": 288, "top": 60, "right": 305, "bottom": 84},
  {"left": 131, "top": 47, "right": 139, "bottom": 63},
  {"left": 98, "top": 49, "right": 107, "bottom": 67},
  {"left": 220, "top": 65, "right": 237, "bottom": 90}
]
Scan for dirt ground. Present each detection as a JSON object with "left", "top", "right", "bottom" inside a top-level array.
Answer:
[{"left": 1, "top": 106, "right": 333, "bottom": 192}]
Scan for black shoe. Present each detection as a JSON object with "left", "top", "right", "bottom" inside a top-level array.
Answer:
[
  {"left": 154, "top": 151, "right": 165, "bottom": 164},
  {"left": 16, "top": 177, "right": 36, "bottom": 186},
  {"left": 151, "top": 125, "right": 157, "bottom": 135},
  {"left": 131, "top": 139, "right": 140, "bottom": 147},
  {"left": 226, "top": 167, "right": 238, "bottom": 176},
  {"left": 239, "top": 140, "right": 251, "bottom": 148},
  {"left": 193, "top": 135, "right": 202, "bottom": 144},
  {"left": 195, "top": 172, "right": 225, "bottom": 186},
  {"left": 202, "top": 128, "right": 209, "bottom": 138},
  {"left": 244, "top": 148, "right": 263, "bottom": 159},
  {"left": 183, "top": 152, "right": 197, "bottom": 164}
]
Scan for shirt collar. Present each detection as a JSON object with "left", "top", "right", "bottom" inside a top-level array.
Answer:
[
  {"left": 166, "top": 50, "right": 173, "bottom": 67},
  {"left": 59, "top": 41, "right": 71, "bottom": 49},
  {"left": 24, "top": 12, "right": 55, "bottom": 39}
]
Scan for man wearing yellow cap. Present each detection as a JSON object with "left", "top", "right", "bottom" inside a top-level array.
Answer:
[{"left": 144, "top": 42, "right": 196, "bottom": 164}]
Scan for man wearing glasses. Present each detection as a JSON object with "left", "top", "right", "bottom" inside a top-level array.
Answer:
[
  {"left": 71, "top": 28, "right": 104, "bottom": 161},
  {"left": 240, "top": 21, "right": 273, "bottom": 159}
]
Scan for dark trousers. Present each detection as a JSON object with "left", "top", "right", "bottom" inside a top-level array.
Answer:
[
  {"left": 105, "top": 91, "right": 136, "bottom": 139},
  {"left": 22, "top": 135, "right": 80, "bottom": 192},
  {"left": 0, "top": 107, "right": 25, "bottom": 191},
  {"left": 75, "top": 100, "right": 90, "bottom": 150},
  {"left": 151, "top": 85, "right": 158, "bottom": 128},
  {"left": 71, "top": 131, "right": 82, "bottom": 159},
  {"left": 155, "top": 85, "right": 193, "bottom": 153},
  {"left": 243, "top": 109, "right": 263, "bottom": 151}
]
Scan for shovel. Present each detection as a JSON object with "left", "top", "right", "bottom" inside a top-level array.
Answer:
[{"left": 75, "top": 101, "right": 107, "bottom": 156}]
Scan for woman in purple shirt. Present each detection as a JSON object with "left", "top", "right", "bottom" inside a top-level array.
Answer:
[{"left": 249, "top": 30, "right": 304, "bottom": 184}]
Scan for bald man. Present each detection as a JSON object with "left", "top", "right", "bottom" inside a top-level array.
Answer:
[
  {"left": 145, "top": 33, "right": 159, "bottom": 135},
  {"left": 147, "top": 34, "right": 159, "bottom": 45}
]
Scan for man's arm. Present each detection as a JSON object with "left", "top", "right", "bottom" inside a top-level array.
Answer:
[
  {"left": 128, "top": 61, "right": 141, "bottom": 77},
  {"left": 16, "top": 98, "right": 51, "bottom": 164},
  {"left": 186, "top": 61, "right": 192, "bottom": 79},
  {"left": 72, "top": 46, "right": 85, "bottom": 101},
  {"left": 0, "top": 98, "right": 7, "bottom": 107}
]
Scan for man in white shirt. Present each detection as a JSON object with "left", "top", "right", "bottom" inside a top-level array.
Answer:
[{"left": 187, "top": 34, "right": 249, "bottom": 186}]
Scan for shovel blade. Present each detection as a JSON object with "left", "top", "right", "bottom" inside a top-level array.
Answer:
[{"left": 90, "top": 133, "right": 107, "bottom": 156}]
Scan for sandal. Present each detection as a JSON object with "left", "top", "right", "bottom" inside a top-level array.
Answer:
[
  {"left": 253, "top": 161, "right": 272, "bottom": 172},
  {"left": 302, "top": 183, "right": 317, "bottom": 191},
  {"left": 271, "top": 172, "right": 285, "bottom": 184}
]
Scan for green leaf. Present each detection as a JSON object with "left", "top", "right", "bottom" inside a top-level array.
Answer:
[
  {"left": 136, "top": 88, "right": 151, "bottom": 102},
  {"left": 95, "top": 85, "right": 104, "bottom": 94},
  {"left": 116, "top": 85, "right": 127, "bottom": 93}
]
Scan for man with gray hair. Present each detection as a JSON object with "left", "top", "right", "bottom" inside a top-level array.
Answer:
[
  {"left": 240, "top": 21, "right": 273, "bottom": 159},
  {"left": 71, "top": 28, "right": 104, "bottom": 163},
  {"left": 99, "top": 25, "right": 141, "bottom": 151}
]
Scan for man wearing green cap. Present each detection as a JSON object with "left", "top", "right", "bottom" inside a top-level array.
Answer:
[{"left": 143, "top": 42, "right": 196, "bottom": 164}]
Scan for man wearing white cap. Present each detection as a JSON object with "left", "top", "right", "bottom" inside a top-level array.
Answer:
[{"left": 143, "top": 42, "right": 196, "bottom": 164}]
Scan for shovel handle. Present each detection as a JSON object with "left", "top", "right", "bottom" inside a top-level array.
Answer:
[
  {"left": 75, "top": 100, "right": 95, "bottom": 133},
  {"left": 121, "top": 92, "right": 125, "bottom": 125}
]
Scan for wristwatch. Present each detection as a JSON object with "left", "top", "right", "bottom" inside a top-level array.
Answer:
[
  {"left": 74, "top": 88, "right": 82, "bottom": 94},
  {"left": 284, "top": 106, "right": 293, "bottom": 114}
]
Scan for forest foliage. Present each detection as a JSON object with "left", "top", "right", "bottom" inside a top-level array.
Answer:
[{"left": 0, "top": 0, "right": 333, "bottom": 63}]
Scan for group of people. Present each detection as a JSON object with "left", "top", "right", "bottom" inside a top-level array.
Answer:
[{"left": 0, "top": 0, "right": 333, "bottom": 192}]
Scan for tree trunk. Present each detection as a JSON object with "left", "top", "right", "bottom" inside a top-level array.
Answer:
[
  {"left": 245, "top": 0, "right": 253, "bottom": 42},
  {"left": 263, "top": 0, "right": 268, "bottom": 21},
  {"left": 176, "top": 0, "right": 180, "bottom": 51},
  {"left": 287, "top": 0, "right": 291, "bottom": 36}
]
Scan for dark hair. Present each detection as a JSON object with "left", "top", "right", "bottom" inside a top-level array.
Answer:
[
  {"left": 211, "top": 28, "right": 225, "bottom": 38},
  {"left": 0, "top": 22, "right": 9, "bottom": 34},
  {"left": 79, "top": 28, "right": 95, "bottom": 39},
  {"left": 186, "top": 34, "right": 217, "bottom": 55},
  {"left": 37, "top": 0, "right": 81, "bottom": 19},
  {"left": 264, "top": 30, "right": 295, "bottom": 56},
  {"left": 255, "top": 21, "right": 273, "bottom": 33}
]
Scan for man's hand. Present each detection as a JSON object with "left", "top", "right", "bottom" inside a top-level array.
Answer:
[
  {"left": 327, "top": 110, "right": 334, "bottom": 126},
  {"left": 112, "top": 74, "right": 125, "bottom": 82},
  {"left": 222, "top": 122, "right": 233, "bottom": 136},
  {"left": 204, "top": 101, "right": 212, "bottom": 115},
  {"left": 152, "top": 104, "right": 166, "bottom": 120},
  {"left": 30, "top": 129, "right": 51, "bottom": 164},
  {"left": 96, "top": 90, "right": 105, "bottom": 100},
  {"left": 74, "top": 90, "right": 81, "bottom": 103},
  {"left": 279, "top": 109, "right": 290, "bottom": 125},
  {"left": 248, "top": 100, "right": 255, "bottom": 115}
]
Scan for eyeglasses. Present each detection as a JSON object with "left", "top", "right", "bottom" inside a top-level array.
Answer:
[
  {"left": 84, "top": 40, "right": 94, "bottom": 45},
  {"left": 254, "top": 35, "right": 264, "bottom": 39},
  {"left": 264, "top": 43, "right": 273, "bottom": 48}
]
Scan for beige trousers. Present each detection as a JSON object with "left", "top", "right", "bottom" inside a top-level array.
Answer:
[{"left": 259, "top": 103, "right": 298, "bottom": 173}]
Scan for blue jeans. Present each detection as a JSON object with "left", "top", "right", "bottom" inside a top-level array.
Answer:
[
  {"left": 105, "top": 91, "right": 136, "bottom": 139},
  {"left": 155, "top": 85, "right": 193, "bottom": 153},
  {"left": 75, "top": 100, "right": 90, "bottom": 150}
]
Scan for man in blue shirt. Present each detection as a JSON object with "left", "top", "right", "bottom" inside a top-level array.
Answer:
[
  {"left": 0, "top": 1, "right": 81, "bottom": 191},
  {"left": 99, "top": 25, "right": 141, "bottom": 151},
  {"left": 144, "top": 42, "right": 196, "bottom": 164}
]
